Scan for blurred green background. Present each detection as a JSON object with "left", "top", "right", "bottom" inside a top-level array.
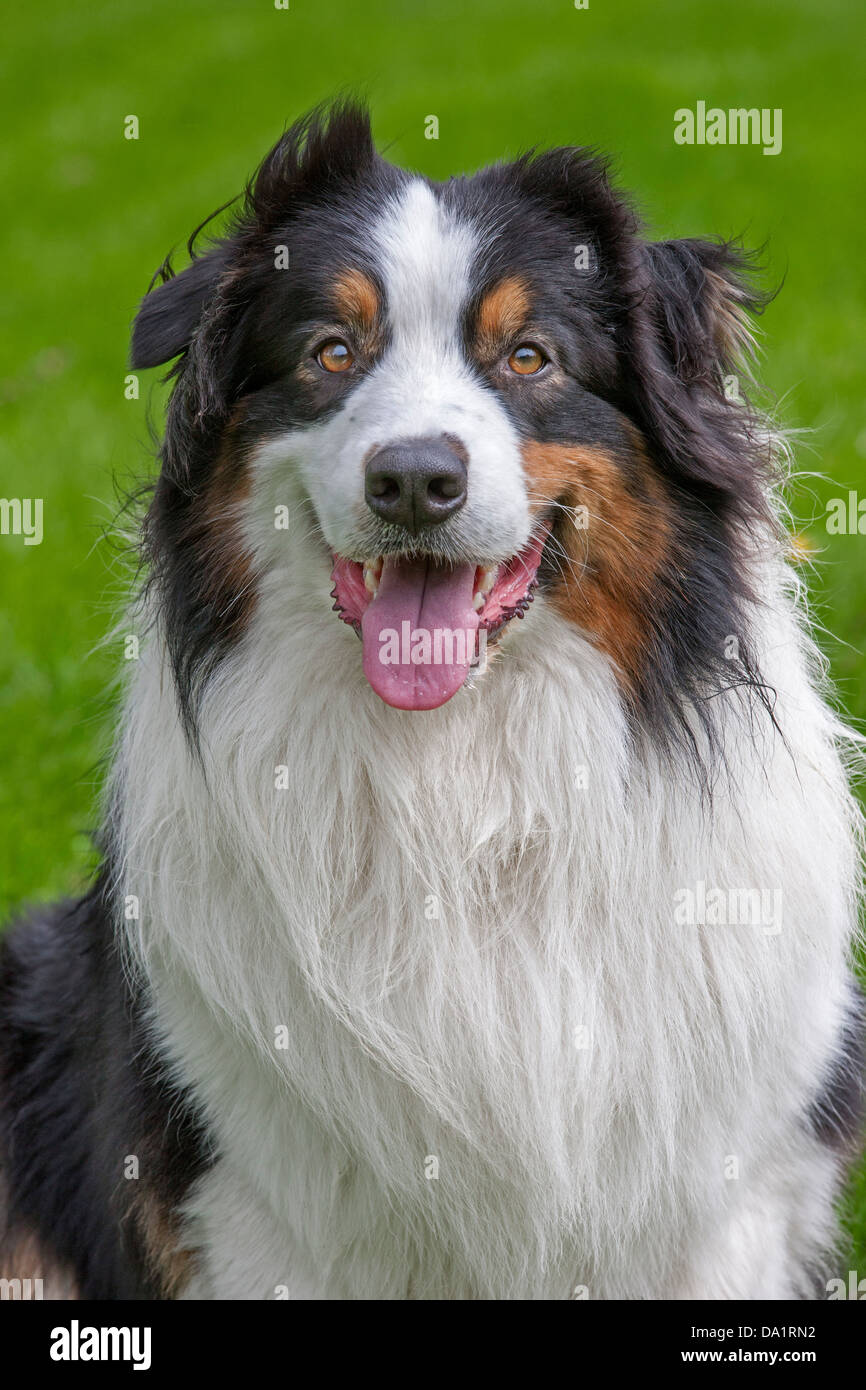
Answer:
[{"left": 1, "top": 0, "right": 864, "bottom": 1274}]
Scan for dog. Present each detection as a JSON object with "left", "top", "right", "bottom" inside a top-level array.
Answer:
[{"left": 1, "top": 100, "right": 863, "bottom": 1300}]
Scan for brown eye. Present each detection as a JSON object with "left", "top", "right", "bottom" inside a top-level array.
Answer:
[
  {"left": 317, "top": 340, "right": 354, "bottom": 373},
  {"left": 508, "top": 343, "right": 546, "bottom": 375}
]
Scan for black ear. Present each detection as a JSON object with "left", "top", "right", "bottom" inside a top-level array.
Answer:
[
  {"left": 624, "top": 237, "right": 775, "bottom": 524},
  {"left": 130, "top": 243, "right": 232, "bottom": 369},
  {"left": 643, "top": 238, "right": 765, "bottom": 389},
  {"left": 248, "top": 98, "right": 376, "bottom": 229}
]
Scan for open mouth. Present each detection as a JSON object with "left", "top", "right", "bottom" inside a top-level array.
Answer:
[{"left": 330, "top": 521, "right": 552, "bottom": 710}]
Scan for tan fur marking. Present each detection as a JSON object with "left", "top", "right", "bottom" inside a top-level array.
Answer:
[
  {"left": 132, "top": 1188, "right": 196, "bottom": 1298},
  {"left": 705, "top": 270, "right": 757, "bottom": 364},
  {"left": 475, "top": 276, "right": 531, "bottom": 356},
  {"left": 0, "top": 1178, "right": 79, "bottom": 1299},
  {"left": 522, "top": 440, "right": 672, "bottom": 695},
  {"left": 191, "top": 412, "right": 257, "bottom": 633},
  {"left": 333, "top": 268, "right": 381, "bottom": 335},
  {"left": 0, "top": 1233, "right": 79, "bottom": 1299}
]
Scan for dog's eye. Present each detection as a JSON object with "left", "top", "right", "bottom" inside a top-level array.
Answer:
[
  {"left": 316, "top": 340, "right": 354, "bottom": 373},
  {"left": 507, "top": 344, "right": 547, "bottom": 376}
]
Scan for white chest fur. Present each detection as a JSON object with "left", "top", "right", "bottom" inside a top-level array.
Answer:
[{"left": 115, "top": 574, "right": 859, "bottom": 1299}]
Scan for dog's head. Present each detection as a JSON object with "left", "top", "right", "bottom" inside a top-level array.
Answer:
[{"left": 132, "top": 101, "right": 775, "bottom": 740}]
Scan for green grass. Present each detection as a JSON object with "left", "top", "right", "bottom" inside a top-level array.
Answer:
[{"left": 2, "top": 0, "right": 865, "bottom": 1277}]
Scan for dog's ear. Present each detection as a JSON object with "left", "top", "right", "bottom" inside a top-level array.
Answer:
[
  {"left": 130, "top": 244, "right": 233, "bottom": 369},
  {"left": 131, "top": 101, "right": 375, "bottom": 375},
  {"left": 248, "top": 99, "right": 376, "bottom": 230},
  {"left": 641, "top": 238, "right": 764, "bottom": 390},
  {"left": 625, "top": 237, "right": 774, "bottom": 520}
]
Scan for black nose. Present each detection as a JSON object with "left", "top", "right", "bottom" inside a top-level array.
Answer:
[{"left": 365, "top": 435, "right": 468, "bottom": 533}]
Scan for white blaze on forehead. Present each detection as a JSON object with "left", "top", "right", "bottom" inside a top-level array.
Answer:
[{"left": 373, "top": 179, "right": 479, "bottom": 351}]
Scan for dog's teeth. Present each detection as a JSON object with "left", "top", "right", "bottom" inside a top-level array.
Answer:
[
  {"left": 363, "top": 559, "right": 382, "bottom": 597},
  {"left": 473, "top": 564, "right": 498, "bottom": 610}
]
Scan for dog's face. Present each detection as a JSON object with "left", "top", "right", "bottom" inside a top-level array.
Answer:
[{"left": 133, "top": 103, "right": 773, "bottom": 738}]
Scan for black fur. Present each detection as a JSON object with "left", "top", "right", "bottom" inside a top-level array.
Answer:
[
  {"left": 0, "top": 871, "right": 211, "bottom": 1298},
  {"left": 132, "top": 242, "right": 234, "bottom": 369},
  {"left": 810, "top": 984, "right": 866, "bottom": 1152}
]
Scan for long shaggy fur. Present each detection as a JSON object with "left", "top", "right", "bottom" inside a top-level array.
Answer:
[{"left": 1, "top": 100, "right": 863, "bottom": 1301}]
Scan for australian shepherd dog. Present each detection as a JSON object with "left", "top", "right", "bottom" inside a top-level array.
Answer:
[{"left": 1, "top": 101, "right": 863, "bottom": 1301}]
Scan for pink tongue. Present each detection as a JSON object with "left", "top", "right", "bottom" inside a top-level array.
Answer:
[{"left": 361, "top": 557, "right": 480, "bottom": 710}]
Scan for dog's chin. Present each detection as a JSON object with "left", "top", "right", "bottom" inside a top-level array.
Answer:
[{"left": 329, "top": 519, "right": 553, "bottom": 711}]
